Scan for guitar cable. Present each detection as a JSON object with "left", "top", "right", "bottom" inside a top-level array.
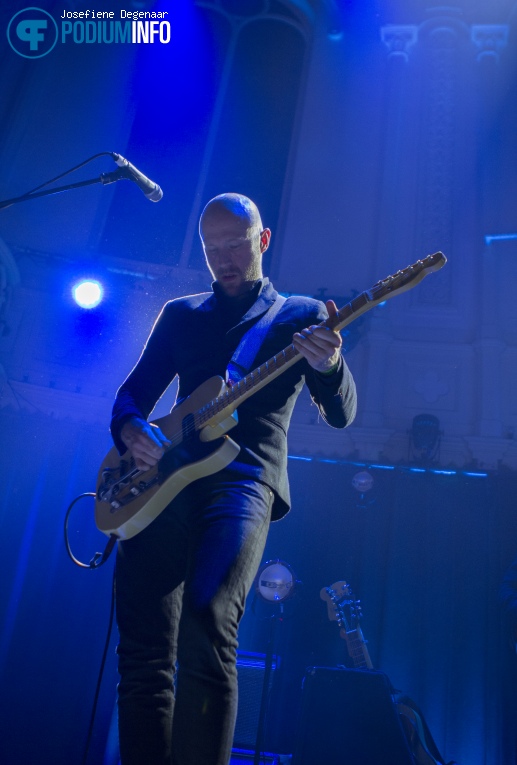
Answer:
[
  {"left": 78, "top": 566, "right": 117, "bottom": 765},
  {"left": 64, "top": 492, "right": 118, "bottom": 568},
  {"left": 64, "top": 492, "right": 119, "bottom": 765}
]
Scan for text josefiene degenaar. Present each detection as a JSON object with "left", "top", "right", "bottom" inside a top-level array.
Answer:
[{"left": 60, "top": 10, "right": 169, "bottom": 20}]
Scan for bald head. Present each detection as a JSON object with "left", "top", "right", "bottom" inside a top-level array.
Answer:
[
  {"left": 199, "top": 193, "right": 263, "bottom": 237},
  {"left": 199, "top": 193, "right": 271, "bottom": 297}
]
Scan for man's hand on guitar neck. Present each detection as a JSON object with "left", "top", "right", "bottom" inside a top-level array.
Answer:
[
  {"left": 292, "top": 299, "right": 342, "bottom": 374},
  {"left": 120, "top": 416, "right": 172, "bottom": 471}
]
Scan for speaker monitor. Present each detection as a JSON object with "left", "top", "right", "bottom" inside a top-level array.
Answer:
[
  {"left": 233, "top": 651, "right": 278, "bottom": 750},
  {"left": 292, "top": 666, "right": 415, "bottom": 765}
]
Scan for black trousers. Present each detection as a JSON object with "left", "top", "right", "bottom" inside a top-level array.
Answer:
[{"left": 115, "top": 471, "right": 273, "bottom": 765}]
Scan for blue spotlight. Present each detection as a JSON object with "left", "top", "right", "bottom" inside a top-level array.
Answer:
[{"left": 72, "top": 279, "right": 103, "bottom": 309}]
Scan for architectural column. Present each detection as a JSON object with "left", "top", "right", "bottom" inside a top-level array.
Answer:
[
  {"left": 376, "top": 25, "right": 418, "bottom": 275},
  {"left": 473, "top": 25, "right": 508, "bottom": 440},
  {"left": 411, "top": 13, "right": 471, "bottom": 311}
]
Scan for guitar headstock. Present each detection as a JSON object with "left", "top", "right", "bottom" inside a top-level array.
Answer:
[
  {"left": 329, "top": 252, "right": 447, "bottom": 334},
  {"left": 320, "top": 580, "right": 362, "bottom": 635},
  {"left": 321, "top": 580, "right": 373, "bottom": 669},
  {"left": 369, "top": 251, "right": 447, "bottom": 306}
]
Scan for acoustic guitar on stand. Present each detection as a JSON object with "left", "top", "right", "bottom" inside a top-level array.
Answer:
[
  {"left": 321, "top": 580, "right": 457, "bottom": 765},
  {"left": 95, "top": 252, "right": 446, "bottom": 540}
]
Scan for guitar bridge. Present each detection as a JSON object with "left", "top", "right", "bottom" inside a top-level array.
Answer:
[{"left": 97, "top": 462, "right": 160, "bottom": 513}]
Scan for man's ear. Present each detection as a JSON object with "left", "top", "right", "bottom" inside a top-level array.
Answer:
[{"left": 260, "top": 228, "right": 272, "bottom": 253}]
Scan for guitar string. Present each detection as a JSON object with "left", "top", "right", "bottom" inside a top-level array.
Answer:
[
  {"left": 110, "top": 347, "right": 300, "bottom": 490},
  {"left": 110, "top": 293, "right": 364, "bottom": 490}
]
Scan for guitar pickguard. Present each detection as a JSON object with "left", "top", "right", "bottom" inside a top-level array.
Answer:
[{"left": 200, "top": 411, "right": 238, "bottom": 442}]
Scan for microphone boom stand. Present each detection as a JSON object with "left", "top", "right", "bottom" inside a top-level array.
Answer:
[{"left": 0, "top": 168, "right": 131, "bottom": 211}]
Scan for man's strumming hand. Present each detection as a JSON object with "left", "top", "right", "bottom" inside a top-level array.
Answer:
[{"left": 120, "top": 417, "right": 172, "bottom": 471}]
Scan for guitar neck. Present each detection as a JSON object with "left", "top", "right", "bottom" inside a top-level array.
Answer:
[
  {"left": 196, "top": 251, "right": 446, "bottom": 430},
  {"left": 321, "top": 581, "right": 374, "bottom": 670},
  {"left": 195, "top": 292, "right": 377, "bottom": 429},
  {"left": 196, "top": 343, "right": 300, "bottom": 428},
  {"left": 343, "top": 625, "right": 373, "bottom": 670}
]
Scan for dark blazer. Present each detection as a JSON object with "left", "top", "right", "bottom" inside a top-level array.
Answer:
[{"left": 111, "top": 279, "right": 357, "bottom": 520}]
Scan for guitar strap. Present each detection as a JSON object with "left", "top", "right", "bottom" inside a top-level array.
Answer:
[{"left": 226, "top": 293, "right": 287, "bottom": 384}]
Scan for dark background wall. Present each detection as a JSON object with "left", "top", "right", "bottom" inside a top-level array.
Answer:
[{"left": 1, "top": 1, "right": 517, "bottom": 764}]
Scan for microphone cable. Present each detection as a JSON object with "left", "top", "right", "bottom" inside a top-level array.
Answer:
[{"left": 23, "top": 152, "right": 114, "bottom": 198}]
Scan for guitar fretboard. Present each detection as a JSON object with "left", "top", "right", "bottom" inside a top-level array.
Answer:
[
  {"left": 196, "top": 344, "right": 300, "bottom": 428},
  {"left": 193, "top": 292, "right": 374, "bottom": 429},
  {"left": 344, "top": 628, "right": 372, "bottom": 670}
]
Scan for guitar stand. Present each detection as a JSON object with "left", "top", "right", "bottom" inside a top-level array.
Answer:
[{"left": 253, "top": 608, "right": 281, "bottom": 765}]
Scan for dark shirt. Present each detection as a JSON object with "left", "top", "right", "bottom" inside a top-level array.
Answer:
[{"left": 111, "top": 278, "right": 357, "bottom": 520}]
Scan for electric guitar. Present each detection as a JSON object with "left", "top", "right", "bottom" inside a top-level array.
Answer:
[
  {"left": 95, "top": 251, "right": 446, "bottom": 540},
  {"left": 321, "top": 580, "right": 455, "bottom": 765}
]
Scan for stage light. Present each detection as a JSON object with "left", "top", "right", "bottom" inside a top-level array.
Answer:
[
  {"left": 409, "top": 413, "right": 441, "bottom": 463},
  {"left": 256, "top": 559, "right": 297, "bottom": 603},
  {"left": 352, "top": 470, "right": 375, "bottom": 509},
  {"left": 72, "top": 279, "right": 103, "bottom": 309},
  {"left": 352, "top": 470, "right": 374, "bottom": 493}
]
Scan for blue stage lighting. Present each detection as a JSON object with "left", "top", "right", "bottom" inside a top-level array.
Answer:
[{"left": 72, "top": 279, "right": 103, "bottom": 309}]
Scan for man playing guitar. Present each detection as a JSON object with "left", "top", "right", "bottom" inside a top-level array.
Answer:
[{"left": 110, "top": 193, "right": 357, "bottom": 765}]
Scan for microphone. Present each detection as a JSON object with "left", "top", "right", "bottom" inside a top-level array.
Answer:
[{"left": 111, "top": 152, "right": 163, "bottom": 202}]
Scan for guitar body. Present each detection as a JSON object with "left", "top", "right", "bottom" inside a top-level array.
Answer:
[
  {"left": 396, "top": 701, "right": 449, "bottom": 765},
  {"left": 95, "top": 377, "right": 240, "bottom": 540}
]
